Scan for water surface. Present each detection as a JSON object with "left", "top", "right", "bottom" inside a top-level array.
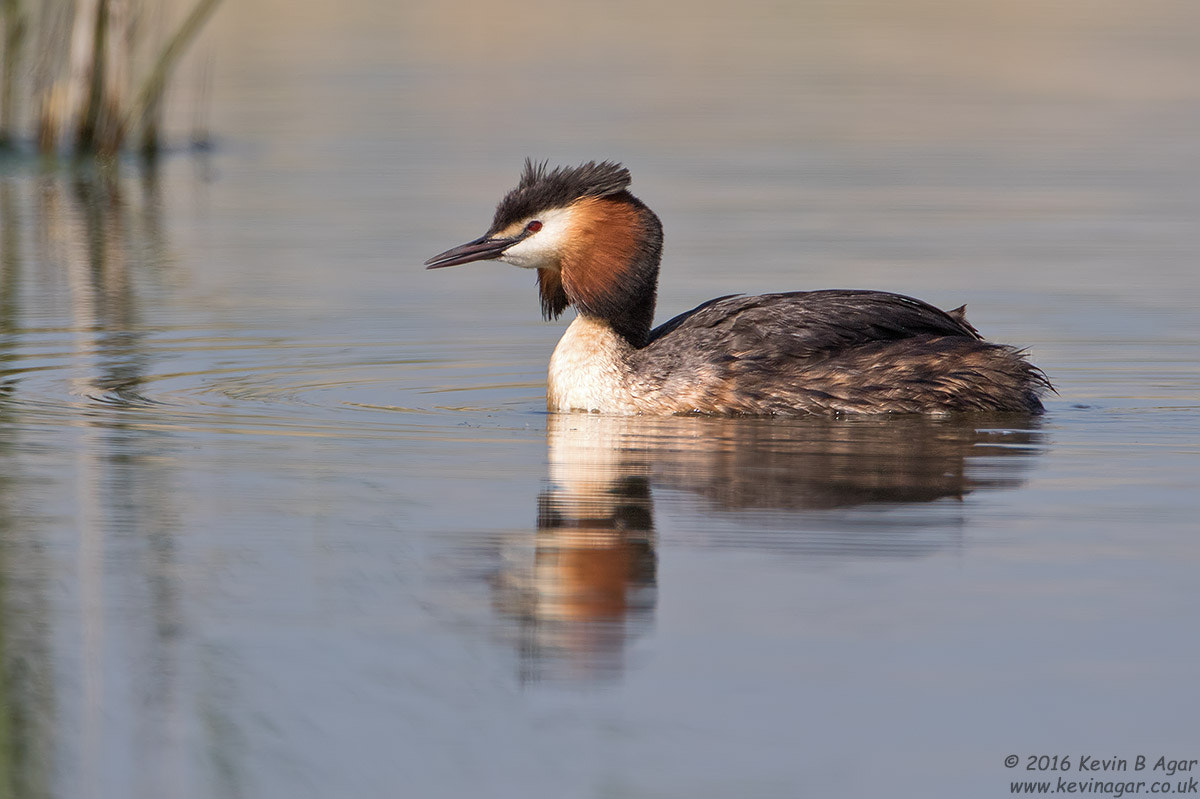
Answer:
[{"left": 1, "top": 1, "right": 1199, "bottom": 796}]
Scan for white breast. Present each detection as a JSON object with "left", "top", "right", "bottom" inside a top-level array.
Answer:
[{"left": 546, "top": 316, "right": 640, "bottom": 414}]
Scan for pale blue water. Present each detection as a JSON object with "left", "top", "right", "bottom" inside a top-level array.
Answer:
[{"left": 1, "top": 1, "right": 1198, "bottom": 797}]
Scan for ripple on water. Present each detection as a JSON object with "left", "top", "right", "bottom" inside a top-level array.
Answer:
[{"left": 0, "top": 324, "right": 548, "bottom": 437}]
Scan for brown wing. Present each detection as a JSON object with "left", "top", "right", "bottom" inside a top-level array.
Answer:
[
  {"left": 648, "top": 290, "right": 982, "bottom": 356},
  {"left": 642, "top": 291, "right": 1049, "bottom": 414}
]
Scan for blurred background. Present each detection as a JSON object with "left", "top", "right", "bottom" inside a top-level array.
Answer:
[{"left": 1, "top": 1, "right": 1198, "bottom": 797}]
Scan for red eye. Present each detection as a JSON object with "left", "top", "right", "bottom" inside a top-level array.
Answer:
[{"left": 526, "top": 220, "right": 543, "bottom": 233}]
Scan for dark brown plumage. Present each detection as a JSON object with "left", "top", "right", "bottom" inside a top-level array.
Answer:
[{"left": 490, "top": 159, "right": 633, "bottom": 234}]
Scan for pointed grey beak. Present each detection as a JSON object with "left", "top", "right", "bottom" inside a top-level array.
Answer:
[{"left": 424, "top": 233, "right": 517, "bottom": 269}]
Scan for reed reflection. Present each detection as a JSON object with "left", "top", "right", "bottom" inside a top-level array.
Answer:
[
  {"left": 0, "top": 179, "right": 53, "bottom": 798},
  {"left": 0, "top": 167, "right": 194, "bottom": 797},
  {"left": 498, "top": 412, "right": 1046, "bottom": 681}
]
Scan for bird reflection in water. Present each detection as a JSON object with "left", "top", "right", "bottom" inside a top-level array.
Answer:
[
  {"left": 492, "top": 412, "right": 1046, "bottom": 683},
  {"left": 493, "top": 420, "right": 658, "bottom": 684}
]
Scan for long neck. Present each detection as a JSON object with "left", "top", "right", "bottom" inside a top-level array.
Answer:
[{"left": 541, "top": 193, "right": 663, "bottom": 349}]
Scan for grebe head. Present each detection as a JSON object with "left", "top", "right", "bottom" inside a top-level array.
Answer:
[{"left": 426, "top": 160, "right": 664, "bottom": 346}]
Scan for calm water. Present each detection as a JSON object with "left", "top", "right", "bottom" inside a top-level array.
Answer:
[{"left": 2, "top": 1, "right": 1199, "bottom": 797}]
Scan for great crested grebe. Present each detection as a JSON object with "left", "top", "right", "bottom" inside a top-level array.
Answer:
[{"left": 426, "top": 160, "right": 1051, "bottom": 415}]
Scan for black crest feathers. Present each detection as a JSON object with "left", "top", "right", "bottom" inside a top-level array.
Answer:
[{"left": 489, "top": 159, "right": 632, "bottom": 233}]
